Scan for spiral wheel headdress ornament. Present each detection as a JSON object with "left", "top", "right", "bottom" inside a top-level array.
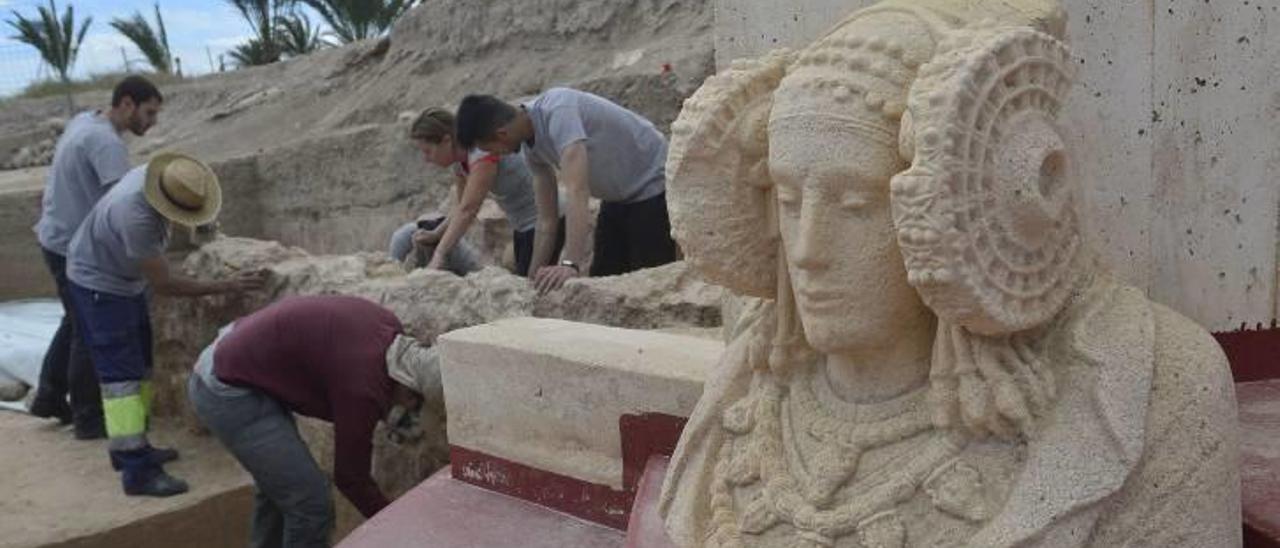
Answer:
[
  {"left": 664, "top": 51, "right": 794, "bottom": 299},
  {"left": 891, "top": 28, "right": 1082, "bottom": 335}
]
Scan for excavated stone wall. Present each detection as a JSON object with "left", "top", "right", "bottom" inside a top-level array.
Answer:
[
  {"left": 149, "top": 237, "right": 725, "bottom": 527},
  {"left": 0, "top": 0, "right": 715, "bottom": 298}
]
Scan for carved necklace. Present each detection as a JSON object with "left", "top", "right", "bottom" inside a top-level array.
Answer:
[{"left": 710, "top": 362, "right": 968, "bottom": 548}]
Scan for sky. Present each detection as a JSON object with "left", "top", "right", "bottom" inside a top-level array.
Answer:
[{"left": 0, "top": 0, "right": 285, "bottom": 95}]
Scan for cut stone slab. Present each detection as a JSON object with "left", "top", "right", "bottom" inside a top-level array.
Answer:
[
  {"left": 0, "top": 411, "right": 253, "bottom": 548},
  {"left": 336, "top": 467, "right": 624, "bottom": 548},
  {"left": 437, "top": 317, "right": 722, "bottom": 491},
  {"left": 1238, "top": 379, "right": 1280, "bottom": 545}
]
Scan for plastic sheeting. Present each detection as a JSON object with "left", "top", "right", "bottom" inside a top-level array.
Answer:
[{"left": 0, "top": 300, "right": 60, "bottom": 411}]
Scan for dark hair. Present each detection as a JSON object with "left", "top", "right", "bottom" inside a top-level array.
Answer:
[
  {"left": 455, "top": 95, "right": 518, "bottom": 148},
  {"left": 409, "top": 107, "right": 455, "bottom": 143},
  {"left": 111, "top": 75, "right": 163, "bottom": 107}
]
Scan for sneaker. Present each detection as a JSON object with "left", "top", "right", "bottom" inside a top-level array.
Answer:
[
  {"left": 29, "top": 398, "right": 73, "bottom": 425},
  {"left": 111, "top": 447, "right": 179, "bottom": 471},
  {"left": 123, "top": 471, "right": 189, "bottom": 497}
]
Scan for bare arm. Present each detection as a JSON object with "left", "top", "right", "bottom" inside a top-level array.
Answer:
[
  {"left": 532, "top": 141, "right": 590, "bottom": 294},
  {"left": 557, "top": 142, "right": 591, "bottom": 266},
  {"left": 526, "top": 160, "right": 561, "bottom": 277},
  {"left": 139, "top": 256, "right": 265, "bottom": 297},
  {"left": 429, "top": 167, "right": 495, "bottom": 269}
]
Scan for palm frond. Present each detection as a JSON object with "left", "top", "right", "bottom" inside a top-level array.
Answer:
[
  {"left": 110, "top": 9, "right": 171, "bottom": 73},
  {"left": 300, "top": 0, "right": 415, "bottom": 45},
  {"left": 276, "top": 12, "right": 326, "bottom": 57},
  {"left": 5, "top": 0, "right": 91, "bottom": 82}
]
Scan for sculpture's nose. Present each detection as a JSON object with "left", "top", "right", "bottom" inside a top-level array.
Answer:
[{"left": 791, "top": 199, "right": 830, "bottom": 271}]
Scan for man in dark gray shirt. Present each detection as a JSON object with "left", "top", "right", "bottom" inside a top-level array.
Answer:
[
  {"left": 456, "top": 89, "right": 677, "bottom": 293},
  {"left": 29, "top": 76, "right": 163, "bottom": 439}
]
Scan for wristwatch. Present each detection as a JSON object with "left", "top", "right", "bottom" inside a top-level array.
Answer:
[{"left": 559, "top": 259, "right": 580, "bottom": 273}]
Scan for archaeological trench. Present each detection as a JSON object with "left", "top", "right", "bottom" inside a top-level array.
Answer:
[{"left": 0, "top": 0, "right": 1273, "bottom": 546}]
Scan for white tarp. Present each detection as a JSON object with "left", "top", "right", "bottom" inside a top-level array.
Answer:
[{"left": 0, "top": 299, "right": 60, "bottom": 411}]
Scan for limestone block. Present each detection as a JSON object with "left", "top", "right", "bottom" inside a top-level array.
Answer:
[{"left": 438, "top": 318, "right": 722, "bottom": 489}]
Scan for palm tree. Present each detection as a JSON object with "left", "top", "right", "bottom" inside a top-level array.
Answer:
[
  {"left": 276, "top": 12, "right": 325, "bottom": 57},
  {"left": 300, "top": 0, "right": 415, "bottom": 45},
  {"left": 222, "top": 0, "right": 290, "bottom": 66},
  {"left": 227, "top": 37, "right": 277, "bottom": 67},
  {"left": 6, "top": 0, "right": 92, "bottom": 109},
  {"left": 110, "top": 3, "right": 173, "bottom": 74}
]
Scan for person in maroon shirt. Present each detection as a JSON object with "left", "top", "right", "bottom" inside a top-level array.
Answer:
[{"left": 187, "top": 295, "right": 441, "bottom": 548}]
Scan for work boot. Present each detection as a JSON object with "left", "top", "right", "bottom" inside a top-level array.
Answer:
[
  {"left": 111, "top": 446, "right": 179, "bottom": 470},
  {"left": 123, "top": 471, "right": 189, "bottom": 497},
  {"left": 73, "top": 420, "right": 107, "bottom": 440},
  {"left": 28, "top": 397, "right": 73, "bottom": 425}
]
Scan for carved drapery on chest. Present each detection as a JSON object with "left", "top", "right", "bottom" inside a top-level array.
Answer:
[{"left": 707, "top": 364, "right": 1018, "bottom": 548}]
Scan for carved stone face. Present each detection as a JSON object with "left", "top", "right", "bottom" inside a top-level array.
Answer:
[{"left": 767, "top": 108, "right": 930, "bottom": 353}]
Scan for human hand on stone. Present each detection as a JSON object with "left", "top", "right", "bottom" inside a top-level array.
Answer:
[
  {"left": 532, "top": 265, "right": 579, "bottom": 295},
  {"left": 226, "top": 269, "right": 269, "bottom": 292},
  {"left": 425, "top": 254, "right": 446, "bottom": 271}
]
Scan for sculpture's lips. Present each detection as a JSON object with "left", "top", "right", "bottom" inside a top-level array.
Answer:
[{"left": 796, "top": 287, "right": 843, "bottom": 305}]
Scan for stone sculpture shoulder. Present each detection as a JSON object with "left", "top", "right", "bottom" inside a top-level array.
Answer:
[{"left": 657, "top": 0, "right": 1240, "bottom": 546}]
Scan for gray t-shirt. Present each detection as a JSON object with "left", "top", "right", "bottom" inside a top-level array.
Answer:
[
  {"left": 67, "top": 166, "right": 170, "bottom": 296},
  {"left": 521, "top": 88, "right": 667, "bottom": 204},
  {"left": 34, "top": 111, "right": 131, "bottom": 255},
  {"left": 452, "top": 149, "right": 541, "bottom": 233}
]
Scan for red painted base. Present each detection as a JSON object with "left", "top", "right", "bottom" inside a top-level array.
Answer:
[
  {"left": 337, "top": 467, "right": 624, "bottom": 548},
  {"left": 1238, "top": 380, "right": 1280, "bottom": 548},
  {"left": 1214, "top": 325, "right": 1280, "bottom": 382},
  {"left": 451, "top": 412, "right": 689, "bottom": 530},
  {"left": 625, "top": 455, "right": 677, "bottom": 548}
]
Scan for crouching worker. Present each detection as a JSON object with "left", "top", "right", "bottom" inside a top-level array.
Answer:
[
  {"left": 66, "top": 153, "right": 266, "bottom": 497},
  {"left": 406, "top": 107, "right": 565, "bottom": 277},
  {"left": 387, "top": 212, "right": 482, "bottom": 274},
  {"left": 187, "top": 295, "right": 443, "bottom": 547}
]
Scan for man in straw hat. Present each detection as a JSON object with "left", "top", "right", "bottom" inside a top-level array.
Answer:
[
  {"left": 65, "top": 152, "right": 267, "bottom": 497},
  {"left": 187, "top": 295, "right": 441, "bottom": 546},
  {"left": 30, "top": 75, "right": 164, "bottom": 439}
]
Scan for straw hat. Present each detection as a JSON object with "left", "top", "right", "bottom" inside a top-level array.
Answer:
[{"left": 143, "top": 152, "right": 222, "bottom": 227}]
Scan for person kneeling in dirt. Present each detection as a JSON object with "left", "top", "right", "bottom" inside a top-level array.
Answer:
[
  {"left": 188, "top": 295, "right": 442, "bottom": 546},
  {"left": 387, "top": 212, "right": 482, "bottom": 274},
  {"left": 65, "top": 153, "right": 266, "bottom": 497},
  {"left": 456, "top": 88, "right": 678, "bottom": 294},
  {"left": 407, "top": 107, "right": 565, "bottom": 277}
]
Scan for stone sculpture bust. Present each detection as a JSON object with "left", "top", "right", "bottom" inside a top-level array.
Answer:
[{"left": 657, "top": 0, "right": 1241, "bottom": 546}]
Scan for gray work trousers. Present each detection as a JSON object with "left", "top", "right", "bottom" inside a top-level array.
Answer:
[{"left": 188, "top": 373, "right": 334, "bottom": 548}]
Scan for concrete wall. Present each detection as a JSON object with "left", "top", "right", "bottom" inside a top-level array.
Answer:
[
  {"left": 0, "top": 168, "right": 55, "bottom": 299},
  {"left": 713, "top": 0, "right": 1280, "bottom": 332}
]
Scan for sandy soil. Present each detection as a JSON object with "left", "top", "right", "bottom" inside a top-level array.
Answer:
[
  {"left": 0, "top": 168, "right": 43, "bottom": 196},
  {"left": 0, "top": 410, "right": 253, "bottom": 548}
]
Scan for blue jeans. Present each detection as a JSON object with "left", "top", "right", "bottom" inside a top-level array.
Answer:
[
  {"left": 67, "top": 282, "right": 161, "bottom": 489},
  {"left": 188, "top": 372, "right": 334, "bottom": 548}
]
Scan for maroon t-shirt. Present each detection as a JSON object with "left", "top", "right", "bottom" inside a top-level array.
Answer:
[{"left": 213, "top": 295, "right": 402, "bottom": 517}]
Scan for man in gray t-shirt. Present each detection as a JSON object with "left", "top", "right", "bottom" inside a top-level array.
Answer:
[
  {"left": 456, "top": 89, "right": 677, "bottom": 293},
  {"left": 28, "top": 76, "right": 163, "bottom": 440},
  {"left": 67, "top": 154, "right": 265, "bottom": 497}
]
